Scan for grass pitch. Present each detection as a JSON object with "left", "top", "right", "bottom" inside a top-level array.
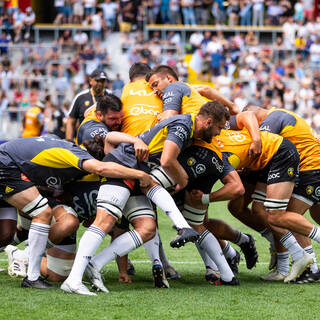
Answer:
[{"left": 0, "top": 197, "right": 319, "bottom": 320}]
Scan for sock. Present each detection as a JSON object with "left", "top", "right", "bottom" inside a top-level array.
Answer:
[
  {"left": 198, "top": 230, "right": 234, "bottom": 281},
  {"left": 195, "top": 241, "right": 218, "bottom": 271},
  {"left": 308, "top": 226, "right": 320, "bottom": 243},
  {"left": 144, "top": 229, "right": 162, "bottom": 265},
  {"left": 46, "top": 239, "right": 55, "bottom": 249},
  {"left": 159, "top": 234, "right": 170, "bottom": 268},
  {"left": 222, "top": 242, "right": 237, "bottom": 260},
  {"left": 260, "top": 228, "right": 275, "bottom": 250},
  {"left": 92, "top": 230, "right": 143, "bottom": 271},
  {"left": 67, "top": 225, "right": 105, "bottom": 283},
  {"left": 304, "top": 245, "right": 318, "bottom": 273},
  {"left": 27, "top": 222, "right": 50, "bottom": 281},
  {"left": 13, "top": 247, "right": 30, "bottom": 263},
  {"left": 279, "top": 232, "right": 304, "bottom": 262},
  {"left": 234, "top": 231, "right": 250, "bottom": 246},
  {"left": 277, "top": 252, "right": 289, "bottom": 274},
  {"left": 146, "top": 185, "right": 189, "bottom": 229}
]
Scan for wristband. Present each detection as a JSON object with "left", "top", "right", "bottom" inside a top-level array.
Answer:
[{"left": 201, "top": 194, "right": 210, "bottom": 204}]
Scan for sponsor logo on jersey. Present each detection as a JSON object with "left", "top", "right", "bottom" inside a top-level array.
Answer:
[
  {"left": 187, "top": 157, "right": 196, "bottom": 166},
  {"left": 5, "top": 186, "right": 14, "bottom": 193},
  {"left": 129, "top": 89, "right": 154, "bottom": 96},
  {"left": 163, "top": 91, "right": 174, "bottom": 99},
  {"left": 195, "top": 164, "right": 206, "bottom": 174},
  {"left": 287, "top": 167, "right": 294, "bottom": 177},
  {"left": 224, "top": 121, "right": 230, "bottom": 130},
  {"left": 260, "top": 124, "right": 271, "bottom": 132},
  {"left": 315, "top": 186, "right": 320, "bottom": 197},
  {"left": 174, "top": 126, "right": 188, "bottom": 141},
  {"left": 306, "top": 185, "right": 314, "bottom": 195},
  {"left": 129, "top": 105, "right": 160, "bottom": 116},
  {"left": 212, "top": 156, "right": 223, "bottom": 173},
  {"left": 46, "top": 176, "right": 62, "bottom": 187},
  {"left": 85, "top": 100, "right": 90, "bottom": 106},
  {"left": 267, "top": 172, "right": 280, "bottom": 181}
]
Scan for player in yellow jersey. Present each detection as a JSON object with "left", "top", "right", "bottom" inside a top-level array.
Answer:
[
  {"left": 212, "top": 126, "right": 316, "bottom": 282},
  {"left": 146, "top": 64, "right": 239, "bottom": 120},
  {"left": 236, "top": 105, "right": 320, "bottom": 282},
  {"left": 22, "top": 101, "right": 45, "bottom": 137}
]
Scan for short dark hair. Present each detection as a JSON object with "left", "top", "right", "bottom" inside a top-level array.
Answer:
[
  {"left": 145, "top": 65, "right": 179, "bottom": 82},
  {"left": 129, "top": 62, "right": 151, "bottom": 81},
  {"left": 198, "top": 101, "right": 230, "bottom": 122},
  {"left": 96, "top": 93, "right": 122, "bottom": 116},
  {"left": 83, "top": 135, "right": 105, "bottom": 161}
]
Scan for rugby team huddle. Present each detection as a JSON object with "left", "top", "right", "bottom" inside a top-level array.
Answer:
[{"left": 1, "top": 62, "right": 320, "bottom": 296}]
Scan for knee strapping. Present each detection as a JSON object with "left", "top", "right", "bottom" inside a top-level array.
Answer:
[
  {"left": 182, "top": 204, "right": 206, "bottom": 225},
  {"left": 123, "top": 195, "right": 155, "bottom": 222},
  {"left": 22, "top": 195, "right": 49, "bottom": 217},
  {"left": 264, "top": 198, "right": 289, "bottom": 211},
  {"left": 252, "top": 190, "right": 266, "bottom": 203},
  {"left": 150, "top": 166, "right": 175, "bottom": 189}
]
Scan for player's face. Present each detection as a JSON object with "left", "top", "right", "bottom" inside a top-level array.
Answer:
[
  {"left": 90, "top": 78, "right": 106, "bottom": 95},
  {"left": 201, "top": 117, "right": 226, "bottom": 143},
  {"left": 102, "top": 110, "right": 123, "bottom": 131},
  {"left": 148, "top": 74, "right": 170, "bottom": 98}
]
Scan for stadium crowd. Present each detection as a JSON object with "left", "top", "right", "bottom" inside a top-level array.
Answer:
[{"left": 0, "top": 1, "right": 320, "bottom": 295}]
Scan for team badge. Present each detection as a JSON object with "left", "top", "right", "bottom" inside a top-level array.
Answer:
[
  {"left": 306, "top": 185, "right": 314, "bottom": 195},
  {"left": 195, "top": 164, "right": 206, "bottom": 174},
  {"left": 85, "top": 100, "right": 90, "bottom": 106},
  {"left": 187, "top": 157, "right": 196, "bottom": 166},
  {"left": 287, "top": 167, "right": 294, "bottom": 177}
]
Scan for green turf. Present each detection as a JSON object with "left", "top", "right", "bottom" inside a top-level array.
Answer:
[{"left": 0, "top": 197, "right": 319, "bottom": 320}]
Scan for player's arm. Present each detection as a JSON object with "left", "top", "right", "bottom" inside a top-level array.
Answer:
[
  {"left": 193, "top": 84, "right": 239, "bottom": 115},
  {"left": 105, "top": 132, "right": 149, "bottom": 161},
  {"left": 65, "top": 117, "right": 77, "bottom": 141},
  {"left": 160, "top": 140, "right": 189, "bottom": 191},
  {"left": 159, "top": 83, "right": 184, "bottom": 121},
  {"left": 82, "top": 159, "right": 152, "bottom": 188},
  {"left": 235, "top": 111, "right": 261, "bottom": 158}
]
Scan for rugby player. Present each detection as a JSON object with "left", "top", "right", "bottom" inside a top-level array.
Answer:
[
  {"left": 61, "top": 101, "right": 228, "bottom": 295},
  {"left": 66, "top": 69, "right": 110, "bottom": 141},
  {"left": 239, "top": 106, "right": 320, "bottom": 282},
  {"left": 0, "top": 135, "right": 152, "bottom": 289}
]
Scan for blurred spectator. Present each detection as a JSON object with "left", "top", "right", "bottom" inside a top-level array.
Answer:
[
  {"left": 211, "top": 0, "right": 226, "bottom": 25},
  {"left": 12, "top": 7, "right": 25, "bottom": 42},
  {"left": 309, "top": 37, "right": 320, "bottom": 71},
  {"left": 252, "top": 0, "right": 264, "bottom": 26},
  {"left": 0, "top": 31, "right": 11, "bottom": 56},
  {"left": 73, "top": 0, "right": 84, "bottom": 24},
  {"left": 160, "top": 0, "right": 170, "bottom": 24},
  {"left": 146, "top": 0, "right": 161, "bottom": 24},
  {"left": 23, "top": 7, "right": 35, "bottom": 41},
  {"left": 181, "top": 0, "right": 196, "bottom": 25},
  {"left": 294, "top": 0, "right": 304, "bottom": 22},
  {"left": 6, "top": 0, "right": 18, "bottom": 16},
  {"left": 112, "top": 73, "right": 124, "bottom": 97},
  {"left": 170, "top": 0, "right": 181, "bottom": 24},
  {"left": 100, "top": 0, "right": 118, "bottom": 31},
  {"left": 54, "top": 0, "right": 66, "bottom": 24},
  {"left": 298, "top": 77, "right": 314, "bottom": 120},
  {"left": 59, "top": 30, "right": 73, "bottom": 50},
  {"left": 22, "top": 100, "right": 45, "bottom": 137},
  {"left": 266, "top": 0, "right": 282, "bottom": 25},
  {"left": 119, "top": 0, "right": 135, "bottom": 33},
  {"left": 282, "top": 17, "right": 297, "bottom": 49},
  {"left": 245, "top": 31, "right": 258, "bottom": 47},
  {"left": 240, "top": 0, "right": 252, "bottom": 26},
  {"left": 303, "top": 0, "right": 314, "bottom": 21},
  {"left": 91, "top": 9, "right": 105, "bottom": 41},
  {"left": 227, "top": 0, "right": 240, "bottom": 26},
  {"left": 84, "top": 0, "right": 97, "bottom": 18},
  {"left": 73, "top": 30, "right": 89, "bottom": 50}
]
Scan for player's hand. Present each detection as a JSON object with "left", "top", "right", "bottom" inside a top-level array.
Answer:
[
  {"left": 248, "top": 140, "right": 261, "bottom": 158},
  {"left": 138, "top": 172, "right": 152, "bottom": 188},
  {"left": 174, "top": 178, "right": 188, "bottom": 192},
  {"left": 134, "top": 139, "right": 149, "bottom": 162},
  {"left": 190, "top": 189, "right": 204, "bottom": 201}
]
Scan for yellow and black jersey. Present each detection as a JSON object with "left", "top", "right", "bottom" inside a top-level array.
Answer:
[
  {"left": 110, "top": 114, "right": 195, "bottom": 168},
  {"left": 121, "top": 80, "right": 162, "bottom": 136},
  {"left": 0, "top": 136, "right": 93, "bottom": 187},
  {"left": 260, "top": 108, "right": 320, "bottom": 171},
  {"left": 22, "top": 106, "right": 44, "bottom": 137},
  {"left": 76, "top": 110, "right": 109, "bottom": 146},
  {"left": 215, "top": 129, "right": 283, "bottom": 171},
  {"left": 162, "top": 82, "right": 206, "bottom": 116}
]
